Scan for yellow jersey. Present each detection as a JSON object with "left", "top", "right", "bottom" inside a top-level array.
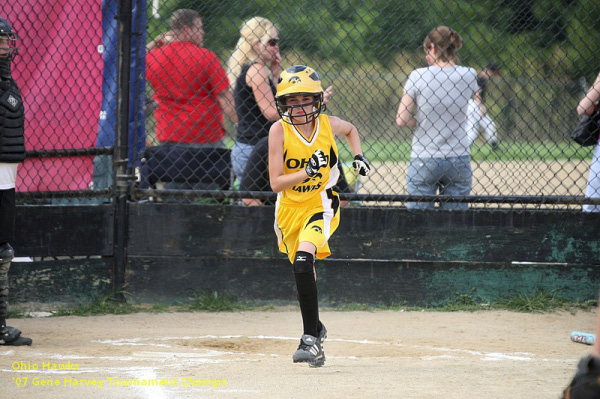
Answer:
[{"left": 279, "top": 114, "right": 340, "bottom": 204}]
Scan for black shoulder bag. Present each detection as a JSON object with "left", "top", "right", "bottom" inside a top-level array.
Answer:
[{"left": 571, "top": 107, "right": 600, "bottom": 147}]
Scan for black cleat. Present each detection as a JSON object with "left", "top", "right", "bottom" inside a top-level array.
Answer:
[
  {"left": 1, "top": 335, "right": 32, "bottom": 346},
  {"left": 317, "top": 321, "right": 327, "bottom": 343},
  {"left": 0, "top": 325, "right": 32, "bottom": 346},
  {"left": 292, "top": 334, "right": 325, "bottom": 367}
]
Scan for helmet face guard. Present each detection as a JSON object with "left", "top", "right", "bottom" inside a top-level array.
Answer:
[
  {"left": 275, "top": 65, "right": 325, "bottom": 126},
  {"left": 275, "top": 92, "right": 326, "bottom": 125},
  {"left": 0, "top": 18, "right": 19, "bottom": 61}
]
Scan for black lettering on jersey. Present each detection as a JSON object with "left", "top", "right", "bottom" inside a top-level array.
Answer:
[
  {"left": 301, "top": 172, "right": 322, "bottom": 184},
  {"left": 286, "top": 158, "right": 310, "bottom": 169},
  {"left": 286, "top": 154, "right": 330, "bottom": 170},
  {"left": 292, "top": 182, "right": 323, "bottom": 193}
]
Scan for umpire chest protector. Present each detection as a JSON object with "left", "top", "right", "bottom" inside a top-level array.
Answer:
[{"left": 0, "top": 79, "right": 25, "bottom": 163}]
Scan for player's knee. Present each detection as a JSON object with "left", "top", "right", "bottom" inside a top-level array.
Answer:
[
  {"left": 0, "top": 243, "right": 14, "bottom": 264},
  {"left": 293, "top": 251, "right": 314, "bottom": 274},
  {"left": 0, "top": 261, "right": 9, "bottom": 276}
]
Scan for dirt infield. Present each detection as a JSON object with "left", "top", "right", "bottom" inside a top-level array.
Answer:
[
  {"left": 359, "top": 160, "right": 590, "bottom": 198},
  {"left": 0, "top": 309, "right": 595, "bottom": 398}
]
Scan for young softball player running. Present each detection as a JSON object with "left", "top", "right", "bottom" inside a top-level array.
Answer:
[{"left": 268, "top": 65, "right": 370, "bottom": 366}]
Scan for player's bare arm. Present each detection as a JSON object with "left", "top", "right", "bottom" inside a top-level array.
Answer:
[
  {"left": 248, "top": 63, "right": 280, "bottom": 121},
  {"left": 217, "top": 89, "right": 237, "bottom": 124},
  {"left": 578, "top": 71, "right": 600, "bottom": 116},
  {"left": 268, "top": 122, "right": 313, "bottom": 193},
  {"left": 329, "top": 116, "right": 371, "bottom": 176},
  {"left": 328, "top": 116, "right": 363, "bottom": 157}
]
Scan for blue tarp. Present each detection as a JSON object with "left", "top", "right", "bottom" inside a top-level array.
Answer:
[{"left": 97, "top": 0, "right": 147, "bottom": 167}]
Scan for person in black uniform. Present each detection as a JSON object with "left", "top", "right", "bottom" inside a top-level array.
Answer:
[{"left": 0, "top": 16, "right": 31, "bottom": 346}]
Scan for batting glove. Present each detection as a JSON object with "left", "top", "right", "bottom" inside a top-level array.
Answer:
[
  {"left": 352, "top": 154, "right": 371, "bottom": 176},
  {"left": 306, "top": 149, "right": 327, "bottom": 177}
]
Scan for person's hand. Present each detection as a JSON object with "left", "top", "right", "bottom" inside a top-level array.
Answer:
[
  {"left": 158, "top": 31, "right": 174, "bottom": 46},
  {"left": 323, "top": 85, "right": 333, "bottom": 105},
  {"left": 352, "top": 154, "right": 371, "bottom": 177},
  {"left": 479, "top": 104, "right": 488, "bottom": 116},
  {"left": 147, "top": 31, "right": 174, "bottom": 52},
  {"left": 270, "top": 51, "right": 282, "bottom": 81},
  {"left": 305, "top": 149, "right": 327, "bottom": 177}
]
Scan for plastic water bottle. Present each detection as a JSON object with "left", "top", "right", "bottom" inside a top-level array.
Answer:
[{"left": 570, "top": 331, "right": 596, "bottom": 345}]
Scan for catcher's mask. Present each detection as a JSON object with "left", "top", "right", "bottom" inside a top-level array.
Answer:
[
  {"left": 275, "top": 65, "right": 326, "bottom": 125},
  {"left": 0, "top": 17, "right": 19, "bottom": 61}
]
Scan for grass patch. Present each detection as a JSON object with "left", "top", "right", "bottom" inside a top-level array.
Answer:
[
  {"left": 48, "top": 290, "right": 257, "bottom": 317},
  {"left": 7, "top": 309, "right": 29, "bottom": 319},
  {"left": 6, "top": 288, "right": 596, "bottom": 317},
  {"left": 54, "top": 289, "right": 139, "bottom": 316},
  {"left": 333, "top": 303, "right": 395, "bottom": 311},
  {"left": 435, "top": 289, "right": 490, "bottom": 312},
  {"left": 331, "top": 303, "right": 422, "bottom": 312},
  {"left": 149, "top": 303, "right": 171, "bottom": 312},
  {"left": 330, "top": 289, "right": 596, "bottom": 313},
  {"left": 494, "top": 289, "right": 596, "bottom": 313},
  {"left": 182, "top": 291, "right": 249, "bottom": 312}
]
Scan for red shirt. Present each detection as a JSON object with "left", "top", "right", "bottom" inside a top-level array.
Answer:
[{"left": 146, "top": 42, "right": 230, "bottom": 144}]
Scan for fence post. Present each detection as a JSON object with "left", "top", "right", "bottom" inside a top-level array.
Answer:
[{"left": 112, "top": 0, "right": 134, "bottom": 300}]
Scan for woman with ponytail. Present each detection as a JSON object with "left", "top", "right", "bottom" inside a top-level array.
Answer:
[{"left": 396, "top": 26, "right": 478, "bottom": 210}]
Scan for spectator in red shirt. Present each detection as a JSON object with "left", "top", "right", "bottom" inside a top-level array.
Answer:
[{"left": 146, "top": 9, "right": 237, "bottom": 146}]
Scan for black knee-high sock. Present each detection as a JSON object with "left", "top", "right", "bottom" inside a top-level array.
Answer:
[{"left": 293, "top": 251, "right": 319, "bottom": 337}]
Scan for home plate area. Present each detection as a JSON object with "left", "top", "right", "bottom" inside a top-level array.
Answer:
[{"left": 0, "top": 310, "right": 593, "bottom": 398}]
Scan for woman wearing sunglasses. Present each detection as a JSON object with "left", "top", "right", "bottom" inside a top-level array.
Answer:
[{"left": 226, "top": 17, "right": 282, "bottom": 185}]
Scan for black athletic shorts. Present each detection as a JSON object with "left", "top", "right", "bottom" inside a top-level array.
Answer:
[{"left": 0, "top": 188, "right": 15, "bottom": 244}]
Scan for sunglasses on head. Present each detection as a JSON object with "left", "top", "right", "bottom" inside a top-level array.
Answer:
[{"left": 266, "top": 38, "right": 279, "bottom": 47}]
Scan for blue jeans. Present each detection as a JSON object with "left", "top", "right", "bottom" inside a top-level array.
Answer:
[
  {"left": 92, "top": 155, "right": 113, "bottom": 190},
  {"left": 232, "top": 141, "right": 255, "bottom": 183},
  {"left": 584, "top": 143, "right": 600, "bottom": 212},
  {"left": 406, "top": 156, "right": 472, "bottom": 210}
]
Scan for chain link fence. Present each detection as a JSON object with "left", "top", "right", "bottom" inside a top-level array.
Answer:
[{"left": 8, "top": 0, "right": 600, "bottom": 209}]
